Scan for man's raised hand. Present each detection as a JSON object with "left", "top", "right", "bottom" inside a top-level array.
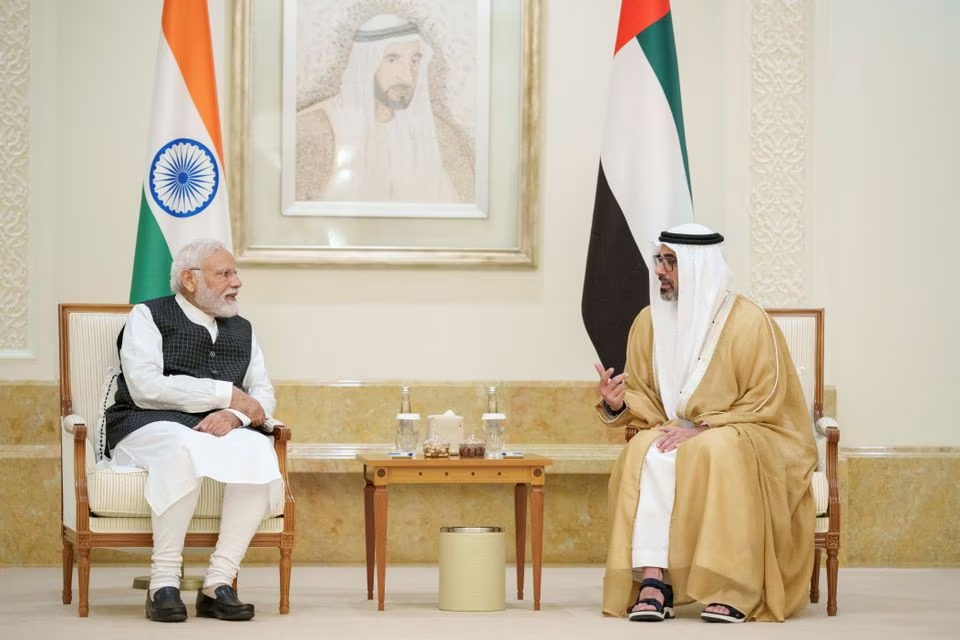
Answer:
[{"left": 594, "top": 362, "right": 627, "bottom": 412}]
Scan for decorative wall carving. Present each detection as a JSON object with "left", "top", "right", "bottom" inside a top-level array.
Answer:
[
  {"left": 750, "top": 0, "right": 809, "bottom": 306},
  {"left": 0, "top": 0, "right": 31, "bottom": 354}
]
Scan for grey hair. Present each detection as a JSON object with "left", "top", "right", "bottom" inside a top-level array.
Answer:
[{"left": 170, "top": 239, "right": 229, "bottom": 294}]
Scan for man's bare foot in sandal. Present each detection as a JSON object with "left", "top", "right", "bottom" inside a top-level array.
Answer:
[
  {"left": 701, "top": 602, "right": 746, "bottom": 623},
  {"left": 627, "top": 568, "right": 674, "bottom": 622}
]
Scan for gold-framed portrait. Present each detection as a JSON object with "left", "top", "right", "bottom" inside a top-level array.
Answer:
[{"left": 228, "top": 0, "right": 541, "bottom": 267}]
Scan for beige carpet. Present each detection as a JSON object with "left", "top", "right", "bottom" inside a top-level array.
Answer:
[{"left": 1, "top": 565, "right": 958, "bottom": 639}]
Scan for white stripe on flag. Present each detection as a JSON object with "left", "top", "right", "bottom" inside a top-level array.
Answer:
[
  {"left": 600, "top": 37, "right": 692, "bottom": 266},
  {"left": 142, "top": 38, "right": 231, "bottom": 258}
]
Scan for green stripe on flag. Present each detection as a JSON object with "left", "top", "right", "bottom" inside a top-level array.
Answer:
[
  {"left": 637, "top": 12, "right": 691, "bottom": 194},
  {"left": 129, "top": 190, "right": 172, "bottom": 304}
]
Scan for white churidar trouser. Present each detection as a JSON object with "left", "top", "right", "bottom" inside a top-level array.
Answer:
[
  {"left": 631, "top": 446, "right": 678, "bottom": 569},
  {"left": 110, "top": 421, "right": 281, "bottom": 591}
]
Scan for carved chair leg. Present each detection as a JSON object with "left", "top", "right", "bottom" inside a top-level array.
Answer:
[
  {"left": 810, "top": 547, "right": 821, "bottom": 603},
  {"left": 826, "top": 545, "right": 839, "bottom": 616},
  {"left": 62, "top": 539, "right": 75, "bottom": 605},
  {"left": 77, "top": 547, "right": 91, "bottom": 617},
  {"left": 279, "top": 547, "right": 292, "bottom": 614}
]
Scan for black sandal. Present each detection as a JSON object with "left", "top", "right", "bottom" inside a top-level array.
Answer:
[
  {"left": 627, "top": 578, "right": 675, "bottom": 622},
  {"left": 700, "top": 602, "right": 746, "bottom": 623}
]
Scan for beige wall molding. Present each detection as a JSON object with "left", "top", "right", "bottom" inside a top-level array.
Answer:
[
  {"left": 0, "top": 0, "right": 31, "bottom": 356},
  {"left": 749, "top": 0, "right": 809, "bottom": 306}
]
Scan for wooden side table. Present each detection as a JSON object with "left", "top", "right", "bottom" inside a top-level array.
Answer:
[{"left": 358, "top": 454, "right": 553, "bottom": 611}]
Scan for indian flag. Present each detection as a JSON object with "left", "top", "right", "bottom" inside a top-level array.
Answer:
[
  {"left": 130, "top": 0, "right": 232, "bottom": 304},
  {"left": 581, "top": 0, "right": 693, "bottom": 373}
]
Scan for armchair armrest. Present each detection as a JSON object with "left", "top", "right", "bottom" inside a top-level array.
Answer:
[
  {"left": 266, "top": 419, "right": 291, "bottom": 441},
  {"left": 266, "top": 419, "right": 292, "bottom": 473},
  {"left": 61, "top": 414, "right": 87, "bottom": 436},
  {"left": 262, "top": 416, "right": 285, "bottom": 434},
  {"left": 815, "top": 416, "right": 838, "bottom": 438},
  {"left": 816, "top": 417, "right": 841, "bottom": 534},
  {"left": 61, "top": 414, "right": 91, "bottom": 534},
  {"left": 61, "top": 415, "right": 89, "bottom": 472},
  {"left": 266, "top": 421, "right": 295, "bottom": 533}
]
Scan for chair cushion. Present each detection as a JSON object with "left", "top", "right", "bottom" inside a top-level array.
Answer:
[
  {"left": 812, "top": 471, "right": 828, "bottom": 516},
  {"left": 88, "top": 516, "right": 284, "bottom": 534},
  {"left": 87, "top": 469, "right": 285, "bottom": 518}
]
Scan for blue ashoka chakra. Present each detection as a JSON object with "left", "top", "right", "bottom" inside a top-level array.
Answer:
[{"left": 149, "top": 137, "right": 219, "bottom": 218}]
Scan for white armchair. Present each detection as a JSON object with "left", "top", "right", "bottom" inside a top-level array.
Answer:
[
  {"left": 767, "top": 308, "right": 840, "bottom": 616},
  {"left": 58, "top": 303, "right": 295, "bottom": 617}
]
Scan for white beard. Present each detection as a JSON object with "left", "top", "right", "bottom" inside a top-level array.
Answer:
[{"left": 195, "top": 279, "right": 239, "bottom": 318}]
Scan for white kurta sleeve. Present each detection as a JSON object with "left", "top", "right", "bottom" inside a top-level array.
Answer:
[
  {"left": 121, "top": 304, "right": 233, "bottom": 413},
  {"left": 242, "top": 328, "right": 276, "bottom": 417}
]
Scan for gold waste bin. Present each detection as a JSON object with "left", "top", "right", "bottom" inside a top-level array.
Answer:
[{"left": 438, "top": 526, "right": 506, "bottom": 611}]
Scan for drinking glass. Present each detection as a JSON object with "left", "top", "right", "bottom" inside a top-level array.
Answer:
[
  {"left": 482, "top": 413, "right": 505, "bottom": 460},
  {"left": 395, "top": 414, "right": 420, "bottom": 455}
]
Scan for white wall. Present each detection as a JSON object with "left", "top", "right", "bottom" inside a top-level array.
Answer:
[
  {"left": 7, "top": 0, "right": 960, "bottom": 445},
  {"left": 810, "top": 0, "right": 960, "bottom": 445}
]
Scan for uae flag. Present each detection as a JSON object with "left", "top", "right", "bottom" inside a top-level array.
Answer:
[
  {"left": 129, "top": 0, "right": 232, "bottom": 304},
  {"left": 581, "top": 0, "right": 693, "bottom": 374}
]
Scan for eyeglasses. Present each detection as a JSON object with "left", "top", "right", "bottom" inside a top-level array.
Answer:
[
  {"left": 189, "top": 268, "right": 240, "bottom": 282},
  {"left": 652, "top": 254, "right": 677, "bottom": 273}
]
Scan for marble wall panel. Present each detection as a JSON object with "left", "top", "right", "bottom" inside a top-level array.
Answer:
[{"left": 1, "top": 382, "right": 956, "bottom": 568}]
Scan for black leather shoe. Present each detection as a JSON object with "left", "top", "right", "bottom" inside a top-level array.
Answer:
[
  {"left": 195, "top": 585, "right": 255, "bottom": 621},
  {"left": 145, "top": 586, "right": 187, "bottom": 622}
]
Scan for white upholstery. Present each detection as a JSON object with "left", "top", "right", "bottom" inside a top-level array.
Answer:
[
  {"left": 812, "top": 470, "right": 828, "bottom": 515},
  {"left": 771, "top": 314, "right": 828, "bottom": 471},
  {"left": 67, "top": 312, "right": 128, "bottom": 465},
  {"left": 95, "top": 369, "right": 120, "bottom": 460},
  {"left": 815, "top": 515, "right": 829, "bottom": 534}
]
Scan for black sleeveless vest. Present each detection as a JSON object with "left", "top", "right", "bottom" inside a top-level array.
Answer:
[{"left": 104, "top": 295, "right": 253, "bottom": 455}]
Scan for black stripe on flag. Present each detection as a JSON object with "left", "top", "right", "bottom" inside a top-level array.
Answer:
[{"left": 581, "top": 163, "right": 650, "bottom": 375}]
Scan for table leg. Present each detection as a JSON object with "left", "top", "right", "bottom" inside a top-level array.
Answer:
[
  {"left": 374, "top": 484, "right": 388, "bottom": 611},
  {"left": 514, "top": 483, "right": 527, "bottom": 600},
  {"left": 531, "top": 484, "right": 544, "bottom": 611},
  {"left": 364, "top": 480, "right": 375, "bottom": 600}
]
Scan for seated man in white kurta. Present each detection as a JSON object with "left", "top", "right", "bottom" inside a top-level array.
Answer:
[{"left": 104, "top": 239, "right": 282, "bottom": 623}]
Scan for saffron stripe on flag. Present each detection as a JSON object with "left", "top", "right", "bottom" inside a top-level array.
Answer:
[{"left": 162, "top": 0, "right": 224, "bottom": 164}]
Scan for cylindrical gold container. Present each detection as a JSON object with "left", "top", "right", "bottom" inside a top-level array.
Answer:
[{"left": 438, "top": 526, "right": 506, "bottom": 612}]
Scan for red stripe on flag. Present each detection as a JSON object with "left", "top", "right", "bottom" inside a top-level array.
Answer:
[
  {"left": 614, "top": 0, "right": 671, "bottom": 54},
  {"left": 161, "top": 0, "right": 224, "bottom": 165}
]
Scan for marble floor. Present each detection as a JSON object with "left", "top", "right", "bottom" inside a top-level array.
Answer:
[{"left": 0, "top": 565, "right": 958, "bottom": 639}]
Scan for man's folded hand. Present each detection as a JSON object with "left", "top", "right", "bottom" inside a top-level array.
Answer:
[
  {"left": 195, "top": 410, "right": 242, "bottom": 437},
  {"left": 230, "top": 387, "right": 265, "bottom": 426}
]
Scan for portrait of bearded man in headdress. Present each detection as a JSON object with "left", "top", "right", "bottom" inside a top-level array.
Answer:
[{"left": 295, "top": 3, "right": 476, "bottom": 206}]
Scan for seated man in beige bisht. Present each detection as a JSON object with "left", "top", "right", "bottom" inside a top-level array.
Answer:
[
  {"left": 594, "top": 223, "right": 816, "bottom": 623},
  {"left": 104, "top": 239, "right": 283, "bottom": 623}
]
